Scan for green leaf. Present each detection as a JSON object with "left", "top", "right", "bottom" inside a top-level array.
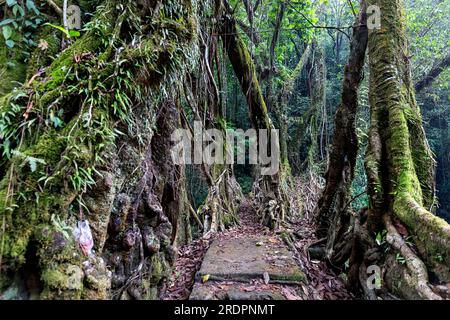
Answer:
[
  {"left": 26, "top": 0, "right": 39, "bottom": 14},
  {"left": 12, "top": 4, "right": 25, "bottom": 17},
  {"left": 375, "top": 232, "right": 382, "bottom": 245},
  {"left": 5, "top": 39, "right": 15, "bottom": 48},
  {"left": 69, "top": 30, "right": 81, "bottom": 37},
  {"left": 29, "top": 158, "right": 37, "bottom": 172},
  {"left": 0, "top": 19, "right": 14, "bottom": 27},
  {"left": 2, "top": 26, "right": 12, "bottom": 40},
  {"left": 201, "top": 274, "right": 210, "bottom": 283},
  {"left": 6, "top": 0, "right": 17, "bottom": 6},
  {"left": 44, "top": 23, "right": 69, "bottom": 37}
]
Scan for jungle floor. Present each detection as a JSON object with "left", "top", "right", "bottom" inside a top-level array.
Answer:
[{"left": 163, "top": 199, "right": 353, "bottom": 300}]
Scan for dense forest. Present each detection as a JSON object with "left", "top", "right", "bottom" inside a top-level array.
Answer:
[{"left": 0, "top": 0, "right": 449, "bottom": 300}]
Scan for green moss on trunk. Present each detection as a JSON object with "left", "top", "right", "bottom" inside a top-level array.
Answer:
[{"left": 366, "top": 0, "right": 450, "bottom": 282}]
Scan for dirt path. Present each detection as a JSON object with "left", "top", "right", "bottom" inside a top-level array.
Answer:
[{"left": 163, "top": 199, "right": 352, "bottom": 300}]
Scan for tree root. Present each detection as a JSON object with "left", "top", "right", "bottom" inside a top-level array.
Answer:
[
  {"left": 200, "top": 168, "right": 242, "bottom": 235},
  {"left": 383, "top": 215, "right": 442, "bottom": 300},
  {"left": 253, "top": 175, "right": 289, "bottom": 229}
]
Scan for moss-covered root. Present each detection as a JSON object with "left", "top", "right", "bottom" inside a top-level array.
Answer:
[{"left": 383, "top": 215, "right": 441, "bottom": 300}]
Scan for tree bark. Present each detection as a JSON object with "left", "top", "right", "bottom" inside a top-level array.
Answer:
[
  {"left": 365, "top": 0, "right": 450, "bottom": 298},
  {"left": 314, "top": 1, "right": 368, "bottom": 266}
]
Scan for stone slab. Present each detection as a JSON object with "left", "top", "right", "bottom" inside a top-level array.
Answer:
[
  {"left": 196, "top": 235, "right": 305, "bottom": 283},
  {"left": 189, "top": 282, "right": 286, "bottom": 300}
]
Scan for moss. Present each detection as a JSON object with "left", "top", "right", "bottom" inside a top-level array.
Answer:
[
  {"left": 40, "top": 264, "right": 83, "bottom": 299},
  {"left": 0, "top": 45, "right": 27, "bottom": 97},
  {"left": 367, "top": 0, "right": 450, "bottom": 282},
  {"left": 31, "top": 131, "right": 66, "bottom": 164},
  {"left": 150, "top": 252, "right": 170, "bottom": 285},
  {"left": 0, "top": 126, "right": 74, "bottom": 268},
  {"left": 26, "top": 30, "right": 61, "bottom": 81},
  {"left": 271, "top": 271, "right": 307, "bottom": 283},
  {"left": 80, "top": 255, "right": 111, "bottom": 299},
  {"left": 41, "top": 265, "right": 82, "bottom": 290},
  {"left": 40, "top": 34, "right": 103, "bottom": 92}
]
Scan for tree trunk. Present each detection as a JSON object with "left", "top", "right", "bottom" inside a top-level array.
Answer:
[
  {"left": 220, "top": 2, "right": 289, "bottom": 229},
  {"left": 314, "top": 2, "right": 368, "bottom": 268},
  {"left": 0, "top": 0, "right": 200, "bottom": 299},
  {"left": 364, "top": 0, "right": 450, "bottom": 298}
]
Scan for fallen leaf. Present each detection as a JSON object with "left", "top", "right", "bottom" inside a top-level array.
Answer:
[
  {"left": 282, "top": 287, "right": 302, "bottom": 300},
  {"left": 243, "top": 286, "right": 256, "bottom": 292},
  {"left": 202, "top": 274, "right": 210, "bottom": 283}
]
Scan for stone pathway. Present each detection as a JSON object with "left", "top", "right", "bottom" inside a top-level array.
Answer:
[
  {"left": 164, "top": 198, "right": 351, "bottom": 300},
  {"left": 189, "top": 225, "right": 306, "bottom": 299}
]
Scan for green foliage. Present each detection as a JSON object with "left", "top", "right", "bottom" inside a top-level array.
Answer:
[
  {"left": 44, "top": 23, "right": 81, "bottom": 38},
  {"left": 0, "top": 0, "right": 199, "bottom": 277},
  {"left": 11, "top": 150, "right": 46, "bottom": 172},
  {"left": 396, "top": 253, "right": 406, "bottom": 265},
  {"left": 407, "top": 0, "right": 449, "bottom": 79},
  {"left": 1, "top": 0, "right": 43, "bottom": 53},
  {"left": 0, "top": 90, "right": 30, "bottom": 158},
  {"left": 375, "top": 230, "right": 387, "bottom": 246},
  {"left": 236, "top": 172, "right": 253, "bottom": 194}
]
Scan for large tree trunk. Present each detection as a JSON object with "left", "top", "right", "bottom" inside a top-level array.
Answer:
[
  {"left": 363, "top": 0, "right": 450, "bottom": 299},
  {"left": 0, "top": 0, "right": 199, "bottom": 299},
  {"left": 314, "top": 2, "right": 368, "bottom": 266}
]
